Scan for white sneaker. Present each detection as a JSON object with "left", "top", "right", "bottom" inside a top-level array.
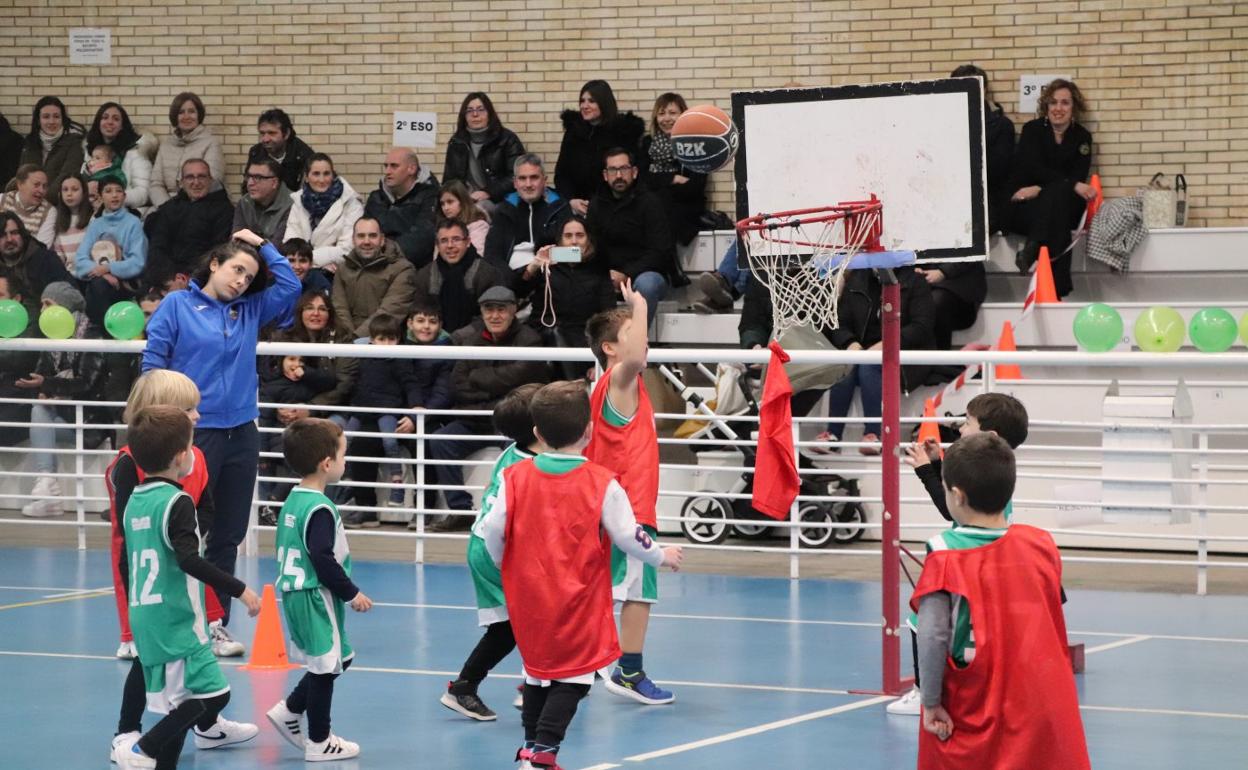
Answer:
[
  {"left": 109, "top": 731, "right": 140, "bottom": 764},
  {"left": 192, "top": 716, "right": 259, "bottom": 749},
  {"left": 266, "top": 699, "right": 305, "bottom": 750},
  {"left": 886, "top": 686, "right": 922, "bottom": 716},
  {"left": 22, "top": 476, "right": 64, "bottom": 517},
  {"left": 209, "top": 621, "right": 245, "bottom": 657},
  {"left": 305, "top": 733, "right": 360, "bottom": 762},
  {"left": 115, "top": 641, "right": 137, "bottom": 660},
  {"left": 114, "top": 734, "right": 156, "bottom": 769}
]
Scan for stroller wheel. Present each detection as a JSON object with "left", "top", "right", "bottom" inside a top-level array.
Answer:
[
  {"left": 680, "top": 495, "right": 732, "bottom": 545},
  {"left": 732, "top": 522, "right": 771, "bottom": 540},
  {"left": 831, "top": 501, "right": 867, "bottom": 544},
  {"left": 796, "top": 504, "right": 836, "bottom": 549}
]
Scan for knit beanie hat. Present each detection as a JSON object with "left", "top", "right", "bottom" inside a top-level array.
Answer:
[{"left": 41, "top": 281, "right": 86, "bottom": 314}]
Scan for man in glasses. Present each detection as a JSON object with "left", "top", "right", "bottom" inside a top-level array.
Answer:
[
  {"left": 244, "top": 108, "right": 315, "bottom": 192},
  {"left": 144, "top": 158, "right": 233, "bottom": 273},
  {"left": 233, "top": 158, "right": 291, "bottom": 244},
  {"left": 587, "top": 148, "right": 675, "bottom": 329}
]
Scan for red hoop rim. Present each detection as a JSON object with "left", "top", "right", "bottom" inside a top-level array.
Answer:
[{"left": 736, "top": 195, "right": 883, "bottom": 251}]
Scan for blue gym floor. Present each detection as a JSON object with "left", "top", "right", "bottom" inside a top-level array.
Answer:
[{"left": 2, "top": 547, "right": 1246, "bottom": 769}]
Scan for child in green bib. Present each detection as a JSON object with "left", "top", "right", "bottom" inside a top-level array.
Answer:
[
  {"left": 117, "top": 406, "right": 263, "bottom": 770},
  {"left": 266, "top": 418, "right": 373, "bottom": 763}
]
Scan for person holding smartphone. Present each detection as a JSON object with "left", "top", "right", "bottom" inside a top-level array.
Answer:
[{"left": 520, "top": 215, "right": 615, "bottom": 379}]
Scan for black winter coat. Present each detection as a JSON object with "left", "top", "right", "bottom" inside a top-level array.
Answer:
[
  {"left": 1008, "top": 119, "right": 1093, "bottom": 194},
  {"left": 0, "top": 237, "right": 73, "bottom": 320},
  {"left": 639, "top": 133, "right": 708, "bottom": 246},
  {"left": 0, "top": 114, "right": 23, "bottom": 191},
  {"left": 245, "top": 132, "right": 315, "bottom": 193},
  {"left": 826, "top": 268, "right": 936, "bottom": 392},
  {"left": 984, "top": 103, "right": 1016, "bottom": 233},
  {"left": 587, "top": 185, "right": 675, "bottom": 280},
  {"left": 924, "top": 260, "right": 987, "bottom": 308},
  {"left": 19, "top": 130, "right": 85, "bottom": 194},
  {"left": 482, "top": 189, "right": 571, "bottom": 288},
  {"left": 364, "top": 173, "right": 441, "bottom": 269},
  {"left": 449, "top": 319, "right": 548, "bottom": 415},
  {"left": 351, "top": 356, "right": 423, "bottom": 411},
  {"left": 554, "top": 110, "right": 645, "bottom": 203},
  {"left": 520, "top": 259, "right": 616, "bottom": 331},
  {"left": 144, "top": 187, "right": 234, "bottom": 272},
  {"left": 442, "top": 126, "right": 527, "bottom": 203},
  {"left": 401, "top": 331, "right": 455, "bottom": 410}
]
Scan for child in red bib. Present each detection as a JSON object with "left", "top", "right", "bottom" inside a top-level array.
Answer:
[
  {"left": 912, "top": 433, "right": 1089, "bottom": 770},
  {"left": 477, "top": 381, "right": 682, "bottom": 770}
]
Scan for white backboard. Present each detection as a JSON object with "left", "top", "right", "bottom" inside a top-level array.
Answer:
[{"left": 732, "top": 78, "right": 989, "bottom": 264}]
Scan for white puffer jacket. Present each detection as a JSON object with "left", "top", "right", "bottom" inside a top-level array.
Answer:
[
  {"left": 81, "top": 132, "right": 158, "bottom": 210},
  {"left": 284, "top": 176, "right": 365, "bottom": 268},
  {"left": 149, "top": 124, "right": 226, "bottom": 208}
]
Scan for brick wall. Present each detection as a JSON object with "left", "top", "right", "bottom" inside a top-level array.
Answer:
[{"left": 2, "top": 0, "right": 1243, "bottom": 227}]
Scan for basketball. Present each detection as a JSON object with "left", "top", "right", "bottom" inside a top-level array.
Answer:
[{"left": 671, "top": 104, "right": 739, "bottom": 174}]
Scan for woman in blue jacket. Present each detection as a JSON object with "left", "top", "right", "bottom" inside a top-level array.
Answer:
[{"left": 141, "top": 228, "right": 299, "bottom": 650}]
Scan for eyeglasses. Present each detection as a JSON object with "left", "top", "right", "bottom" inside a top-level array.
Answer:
[
  {"left": 245, "top": 174, "right": 277, "bottom": 182},
  {"left": 605, "top": 166, "right": 634, "bottom": 176},
  {"left": 438, "top": 236, "right": 466, "bottom": 245},
  {"left": 182, "top": 174, "right": 210, "bottom": 182},
  {"left": 465, "top": 107, "right": 488, "bottom": 115}
]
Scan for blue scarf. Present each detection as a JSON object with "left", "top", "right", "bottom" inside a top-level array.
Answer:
[{"left": 301, "top": 177, "right": 343, "bottom": 229}]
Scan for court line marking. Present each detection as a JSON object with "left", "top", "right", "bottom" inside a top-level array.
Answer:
[
  {"left": 1083, "top": 635, "right": 1151, "bottom": 655},
  {"left": 0, "top": 591, "right": 111, "bottom": 612},
  {"left": 5, "top": 591, "right": 1248, "bottom": 645},
  {"left": 620, "top": 695, "right": 895, "bottom": 762},
  {"left": 43, "top": 587, "right": 111, "bottom": 599},
  {"left": 1081, "top": 705, "right": 1248, "bottom": 721},
  {"left": 578, "top": 764, "right": 621, "bottom": 770}
]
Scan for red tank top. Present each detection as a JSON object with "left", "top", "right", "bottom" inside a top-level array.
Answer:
[
  {"left": 910, "top": 525, "right": 1090, "bottom": 770},
  {"left": 502, "top": 459, "right": 621, "bottom": 680},
  {"left": 585, "top": 366, "right": 659, "bottom": 528},
  {"left": 107, "top": 445, "right": 210, "bottom": 536}
]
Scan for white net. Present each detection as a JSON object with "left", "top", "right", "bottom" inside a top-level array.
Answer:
[{"left": 739, "top": 204, "right": 884, "bottom": 334}]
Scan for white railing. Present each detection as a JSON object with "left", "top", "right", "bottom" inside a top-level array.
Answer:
[{"left": 2, "top": 339, "right": 1247, "bottom": 594}]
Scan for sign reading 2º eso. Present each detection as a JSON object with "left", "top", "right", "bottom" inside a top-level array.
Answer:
[{"left": 392, "top": 112, "right": 438, "bottom": 149}]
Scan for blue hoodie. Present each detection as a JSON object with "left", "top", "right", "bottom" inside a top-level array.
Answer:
[
  {"left": 74, "top": 207, "right": 147, "bottom": 280},
  {"left": 141, "top": 242, "right": 300, "bottom": 428}
]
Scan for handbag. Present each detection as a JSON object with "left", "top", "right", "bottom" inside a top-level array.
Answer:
[{"left": 1141, "top": 173, "right": 1187, "bottom": 228}]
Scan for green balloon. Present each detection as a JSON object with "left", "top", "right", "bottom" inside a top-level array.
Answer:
[
  {"left": 104, "top": 301, "right": 146, "bottom": 340},
  {"left": 1188, "top": 307, "right": 1237, "bottom": 353},
  {"left": 38, "top": 305, "right": 76, "bottom": 340},
  {"left": 1072, "top": 302, "right": 1123, "bottom": 352},
  {"left": 1241, "top": 312, "right": 1248, "bottom": 346},
  {"left": 1133, "top": 306, "right": 1185, "bottom": 352},
  {"left": 0, "top": 299, "right": 28, "bottom": 339}
]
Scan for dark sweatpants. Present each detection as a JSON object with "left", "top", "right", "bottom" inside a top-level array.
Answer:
[
  {"left": 136, "top": 690, "right": 229, "bottom": 770},
  {"left": 194, "top": 421, "right": 260, "bottom": 625},
  {"left": 1008, "top": 182, "right": 1086, "bottom": 298}
]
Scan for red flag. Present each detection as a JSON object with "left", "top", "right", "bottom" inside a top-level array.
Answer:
[{"left": 752, "top": 341, "right": 799, "bottom": 520}]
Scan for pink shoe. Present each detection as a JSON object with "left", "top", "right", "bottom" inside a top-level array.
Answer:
[
  {"left": 858, "top": 433, "right": 882, "bottom": 456},
  {"left": 808, "top": 431, "right": 841, "bottom": 455}
]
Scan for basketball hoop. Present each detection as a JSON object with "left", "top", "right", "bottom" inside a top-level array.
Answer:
[{"left": 736, "top": 196, "right": 885, "bottom": 334}]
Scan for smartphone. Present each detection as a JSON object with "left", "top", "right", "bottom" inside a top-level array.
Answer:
[{"left": 550, "top": 246, "right": 582, "bottom": 263}]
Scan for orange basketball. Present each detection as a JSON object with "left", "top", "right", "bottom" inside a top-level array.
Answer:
[{"left": 671, "top": 104, "right": 739, "bottom": 173}]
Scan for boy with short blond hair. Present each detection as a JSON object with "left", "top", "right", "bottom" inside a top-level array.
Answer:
[
  {"left": 267, "top": 418, "right": 372, "bottom": 762},
  {"left": 476, "top": 380, "right": 683, "bottom": 769},
  {"left": 117, "top": 406, "right": 262, "bottom": 770}
]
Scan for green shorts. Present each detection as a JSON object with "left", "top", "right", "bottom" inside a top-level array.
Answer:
[
  {"left": 282, "top": 586, "right": 353, "bottom": 675},
  {"left": 142, "top": 643, "right": 229, "bottom": 714},
  {"left": 467, "top": 534, "right": 507, "bottom": 626},
  {"left": 611, "top": 525, "right": 659, "bottom": 604}
]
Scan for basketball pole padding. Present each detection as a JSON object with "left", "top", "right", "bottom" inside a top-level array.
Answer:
[
  {"left": 879, "top": 279, "right": 903, "bottom": 695},
  {"left": 241, "top": 583, "right": 298, "bottom": 670}
]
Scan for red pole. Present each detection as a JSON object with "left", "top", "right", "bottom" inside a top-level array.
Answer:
[{"left": 880, "top": 279, "right": 902, "bottom": 695}]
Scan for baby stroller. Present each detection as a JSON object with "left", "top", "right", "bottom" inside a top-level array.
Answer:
[{"left": 659, "top": 363, "right": 866, "bottom": 548}]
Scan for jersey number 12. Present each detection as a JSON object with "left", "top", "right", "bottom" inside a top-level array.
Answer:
[{"left": 129, "top": 549, "right": 163, "bottom": 607}]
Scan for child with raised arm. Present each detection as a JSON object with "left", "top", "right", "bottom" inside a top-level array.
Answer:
[
  {"left": 476, "top": 381, "right": 683, "bottom": 769},
  {"left": 891, "top": 393, "right": 1030, "bottom": 715},
  {"left": 441, "top": 382, "right": 545, "bottom": 720},
  {"left": 584, "top": 282, "right": 672, "bottom": 704},
  {"left": 913, "top": 433, "right": 1088, "bottom": 769},
  {"left": 116, "top": 406, "right": 262, "bottom": 770},
  {"left": 266, "top": 418, "right": 373, "bottom": 762}
]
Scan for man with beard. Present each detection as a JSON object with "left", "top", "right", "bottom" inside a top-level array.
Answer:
[
  {"left": 243, "top": 108, "right": 314, "bottom": 193},
  {"left": 0, "top": 212, "right": 71, "bottom": 318},
  {"left": 364, "top": 148, "right": 440, "bottom": 269},
  {"left": 587, "top": 148, "right": 675, "bottom": 329},
  {"left": 331, "top": 216, "right": 416, "bottom": 339}
]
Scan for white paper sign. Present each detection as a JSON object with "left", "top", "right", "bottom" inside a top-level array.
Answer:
[
  {"left": 392, "top": 111, "right": 437, "bottom": 149},
  {"left": 1019, "top": 74, "right": 1071, "bottom": 114},
  {"left": 69, "top": 28, "right": 111, "bottom": 66}
]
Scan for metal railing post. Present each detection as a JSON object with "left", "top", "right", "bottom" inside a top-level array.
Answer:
[
  {"left": 1197, "top": 431, "right": 1209, "bottom": 596},
  {"left": 789, "top": 418, "right": 800, "bottom": 580},
  {"left": 75, "top": 404, "right": 86, "bottom": 551},
  {"left": 415, "top": 412, "right": 426, "bottom": 565}
]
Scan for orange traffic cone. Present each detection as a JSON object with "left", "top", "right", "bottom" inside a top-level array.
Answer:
[
  {"left": 917, "top": 398, "right": 943, "bottom": 457},
  {"left": 1085, "top": 173, "right": 1103, "bottom": 224},
  {"left": 1034, "top": 246, "right": 1060, "bottom": 305},
  {"left": 241, "top": 583, "right": 298, "bottom": 670},
  {"left": 995, "top": 322, "right": 1023, "bottom": 381}
]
